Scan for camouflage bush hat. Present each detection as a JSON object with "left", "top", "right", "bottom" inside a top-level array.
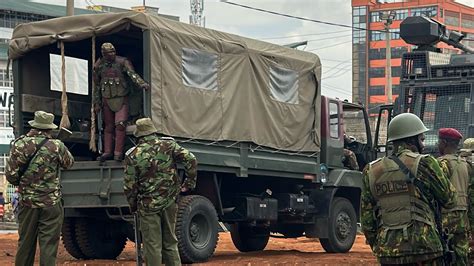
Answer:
[
  {"left": 464, "top": 138, "right": 474, "bottom": 150},
  {"left": 28, "top": 111, "right": 58, "bottom": 129},
  {"left": 134, "top": 118, "right": 157, "bottom": 137}
]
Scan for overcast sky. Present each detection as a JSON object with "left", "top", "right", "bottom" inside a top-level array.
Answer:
[{"left": 33, "top": 0, "right": 474, "bottom": 101}]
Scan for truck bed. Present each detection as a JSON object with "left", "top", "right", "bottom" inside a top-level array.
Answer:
[{"left": 61, "top": 140, "right": 319, "bottom": 209}]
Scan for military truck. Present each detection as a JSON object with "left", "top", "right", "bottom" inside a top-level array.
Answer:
[
  {"left": 376, "top": 15, "right": 474, "bottom": 154},
  {"left": 8, "top": 12, "right": 377, "bottom": 263}
]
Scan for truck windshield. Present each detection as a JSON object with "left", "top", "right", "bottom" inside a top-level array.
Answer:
[{"left": 410, "top": 85, "right": 470, "bottom": 153}]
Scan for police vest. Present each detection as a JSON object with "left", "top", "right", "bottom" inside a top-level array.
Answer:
[
  {"left": 368, "top": 152, "right": 435, "bottom": 234},
  {"left": 97, "top": 57, "right": 129, "bottom": 99},
  {"left": 439, "top": 154, "right": 470, "bottom": 213}
]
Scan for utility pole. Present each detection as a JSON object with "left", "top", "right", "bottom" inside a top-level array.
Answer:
[
  {"left": 190, "top": 0, "right": 205, "bottom": 27},
  {"left": 66, "top": 0, "right": 74, "bottom": 16},
  {"left": 380, "top": 11, "right": 396, "bottom": 104}
]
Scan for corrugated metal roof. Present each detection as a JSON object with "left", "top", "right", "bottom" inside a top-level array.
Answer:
[{"left": 0, "top": 0, "right": 99, "bottom": 17}]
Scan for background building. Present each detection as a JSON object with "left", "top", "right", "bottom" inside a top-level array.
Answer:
[{"left": 351, "top": 0, "right": 474, "bottom": 113}]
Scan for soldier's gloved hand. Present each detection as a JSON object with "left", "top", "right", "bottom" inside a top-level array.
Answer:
[{"left": 141, "top": 83, "right": 150, "bottom": 90}]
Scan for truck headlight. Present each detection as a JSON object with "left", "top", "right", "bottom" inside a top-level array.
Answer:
[{"left": 319, "top": 163, "right": 329, "bottom": 183}]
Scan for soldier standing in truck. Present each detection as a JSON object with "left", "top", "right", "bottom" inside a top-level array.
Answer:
[
  {"left": 5, "top": 111, "right": 74, "bottom": 266},
  {"left": 124, "top": 118, "right": 197, "bottom": 265},
  {"left": 93, "top": 42, "right": 149, "bottom": 162}
]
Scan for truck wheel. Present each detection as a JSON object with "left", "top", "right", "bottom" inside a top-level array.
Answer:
[
  {"left": 176, "top": 195, "right": 219, "bottom": 263},
  {"left": 75, "top": 218, "right": 127, "bottom": 259},
  {"left": 61, "top": 218, "right": 88, "bottom": 259},
  {"left": 320, "top": 197, "right": 357, "bottom": 253},
  {"left": 230, "top": 223, "right": 270, "bottom": 252}
]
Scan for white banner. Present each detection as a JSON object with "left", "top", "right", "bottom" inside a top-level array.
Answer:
[
  {"left": 0, "top": 128, "right": 14, "bottom": 145},
  {"left": 50, "top": 54, "right": 89, "bottom": 95},
  {"left": 0, "top": 87, "right": 13, "bottom": 111}
]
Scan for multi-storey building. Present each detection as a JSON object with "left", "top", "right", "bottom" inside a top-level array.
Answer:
[{"left": 352, "top": 0, "right": 474, "bottom": 113}]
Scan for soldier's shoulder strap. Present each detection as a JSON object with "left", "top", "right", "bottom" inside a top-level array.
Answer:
[{"left": 125, "top": 146, "right": 138, "bottom": 158}]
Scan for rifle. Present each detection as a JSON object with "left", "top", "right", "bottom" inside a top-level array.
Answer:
[
  {"left": 389, "top": 155, "right": 456, "bottom": 264},
  {"left": 56, "top": 127, "right": 72, "bottom": 141},
  {"left": 133, "top": 212, "right": 143, "bottom": 265},
  {"left": 97, "top": 109, "right": 103, "bottom": 154},
  {"left": 432, "top": 201, "right": 456, "bottom": 265}
]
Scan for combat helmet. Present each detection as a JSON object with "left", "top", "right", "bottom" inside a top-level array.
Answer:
[
  {"left": 387, "top": 113, "right": 428, "bottom": 142},
  {"left": 101, "top": 42, "right": 115, "bottom": 53}
]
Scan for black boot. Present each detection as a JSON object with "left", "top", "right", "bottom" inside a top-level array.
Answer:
[{"left": 97, "top": 153, "right": 113, "bottom": 162}]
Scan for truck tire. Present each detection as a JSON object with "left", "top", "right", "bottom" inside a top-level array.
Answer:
[
  {"left": 320, "top": 197, "right": 357, "bottom": 253},
  {"left": 176, "top": 195, "right": 219, "bottom": 263},
  {"left": 230, "top": 223, "right": 270, "bottom": 252},
  {"left": 75, "top": 218, "right": 127, "bottom": 259},
  {"left": 61, "top": 218, "right": 88, "bottom": 259}
]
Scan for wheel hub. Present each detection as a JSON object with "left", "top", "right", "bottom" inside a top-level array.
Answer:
[
  {"left": 336, "top": 212, "right": 351, "bottom": 240},
  {"left": 190, "top": 222, "right": 200, "bottom": 242}
]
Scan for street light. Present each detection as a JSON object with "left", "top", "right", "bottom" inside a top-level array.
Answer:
[{"left": 379, "top": 10, "right": 396, "bottom": 104}]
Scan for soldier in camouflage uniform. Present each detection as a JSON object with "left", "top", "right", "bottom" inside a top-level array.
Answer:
[
  {"left": 437, "top": 128, "right": 474, "bottom": 265},
  {"left": 361, "top": 113, "right": 456, "bottom": 265},
  {"left": 124, "top": 118, "right": 197, "bottom": 265},
  {"left": 5, "top": 111, "right": 74, "bottom": 266},
  {"left": 93, "top": 42, "right": 149, "bottom": 162}
]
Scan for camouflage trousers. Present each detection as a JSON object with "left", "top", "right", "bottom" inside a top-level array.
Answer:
[
  {"left": 381, "top": 256, "right": 444, "bottom": 265},
  {"left": 448, "top": 232, "right": 469, "bottom": 266},
  {"left": 140, "top": 202, "right": 181, "bottom": 266},
  {"left": 15, "top": 202, "right": 64, "bottom": 266}
]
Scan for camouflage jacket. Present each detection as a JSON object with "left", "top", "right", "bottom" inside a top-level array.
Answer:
[
  {"left": 361, "top": 148, "right": 456, "bottom": 264},
  {"left": 5, "top": 129, "right": 74, "bottom": 208},
  {"left": 438, "top": 155, "right": 474, "bottom": 233},
  {"left": 92, "top": 56, "right": 147, "bottom": 105},
  {"left": 124, "top": 134, "right": 197, "bottom": 214}
]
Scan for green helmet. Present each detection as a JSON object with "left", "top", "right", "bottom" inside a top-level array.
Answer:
[{"left": 387, "top": 113, "right": 428, "bottom": 142}]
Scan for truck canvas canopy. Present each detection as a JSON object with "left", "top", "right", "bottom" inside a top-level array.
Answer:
[{"left": 9, "top": 11, "right": 321, "bottom": 152}]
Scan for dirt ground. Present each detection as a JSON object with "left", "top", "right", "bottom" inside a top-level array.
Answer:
[{"left": 0, "top": 232, "right": 377, "bottom": 265}]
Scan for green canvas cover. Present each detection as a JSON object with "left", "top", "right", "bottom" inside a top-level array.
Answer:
[{"left": 9, "top": 11, "right": 321, "bottom": 152}]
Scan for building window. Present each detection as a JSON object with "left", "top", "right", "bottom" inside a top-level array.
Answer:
[
  {"left": 390, "top": 29, "right": 400, "bottom": 40},
  {"left": 411, "top": 6, "right": 437, "bottom": 17},
  {"left": 0, "top": 69, "right": 13, "bottom": 87},
  {"left": 353, "top": 6, "right": 368, "bottom": 44},
  {"left": 0, "top": 11, "right": 52, "bottom": 29},
  {"left": 369, "top": 48, "right": 386, "bottom": 60},
  {"left": 370, "top": 86, "right": 385, "bottom": 96},
  {"left": 181, "top": 48, "right": 218, "bottom": 91},
  {"left": 0, "top": 154, "right": 7, "bottom": 173},
  {"left": 369, "top": 67, "right": 385, "bottom": 78},
  {"left": 391, "top": 66, "right": 402, "bottom": 77},
  {"left": 391, "top": 46, "right": 408, "bottom": 58},
  {"left": 461, "top": 13, "right": 474, "bottom": 29},
  {"left": 445, "top": 10, "right": 459, "bottom": 26},
  {"left": 395, "top": 9, "right": 408, "bottom": 21},
  {"left": 371, "top": 12, "right": 381, "bottom": 23},
  {"left": 371, "top": 31, "right": 385, "bottom": 41}
]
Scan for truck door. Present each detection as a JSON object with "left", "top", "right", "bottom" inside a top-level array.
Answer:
[
  {"left": 341, "top": 102, "right": 376, "bottom": 170},
  {"left": 374, "top": 105, "right": 393, "bottom": 158}
]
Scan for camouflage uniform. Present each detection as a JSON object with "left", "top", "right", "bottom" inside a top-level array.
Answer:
[
  {"left": 438, "top": 155, "right": 473, "bottom": 265},
  {"left": 124, "top": 118, "right": 197, "bottom": 266},
  {"left": 361, "top": 147, "right": 456, "bottom": 265},
  {"left": 5, "top": 111, "right": 74, "bottom": 266},
  {"left": 93, "top": 43, "right": 148, "bottom": 161}
]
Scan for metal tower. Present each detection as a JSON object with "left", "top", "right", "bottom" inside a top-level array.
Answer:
[{"left": 190, "top": 0, "right": 205, "bottom": 27}]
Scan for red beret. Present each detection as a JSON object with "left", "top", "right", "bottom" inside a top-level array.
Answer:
[{"left": 438, "top": 128, "right": 463, "bottom": 140}]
